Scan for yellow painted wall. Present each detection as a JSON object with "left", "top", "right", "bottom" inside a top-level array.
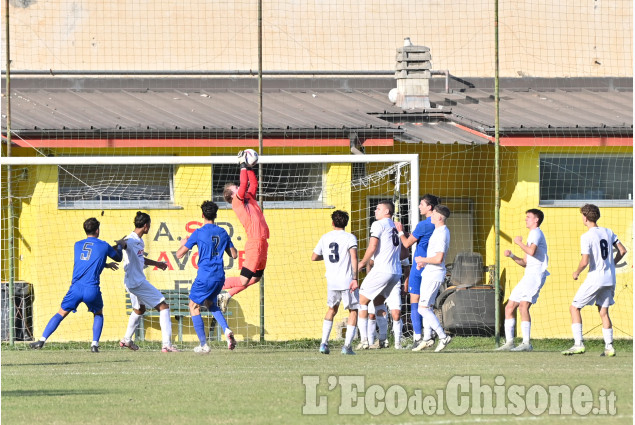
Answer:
[
  {"left": 6, "top": 144, "right": 633, "bottom": 341},
  {"left": 498, "top": 146, "right": 633, "bottom": 339},
  {"left": 18, "top": 159, "right": 355, "bottom": 342}
]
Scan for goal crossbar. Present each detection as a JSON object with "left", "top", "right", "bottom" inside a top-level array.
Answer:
[{"left": 0, "top": 154, "right": 420, "bottom": 227}]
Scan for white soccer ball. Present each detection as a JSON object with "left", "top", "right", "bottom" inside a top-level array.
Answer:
[{"left": 243, "top": 149, "right": 259, "bottom": 166}]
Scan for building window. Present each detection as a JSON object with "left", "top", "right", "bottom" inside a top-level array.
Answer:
[
  {"left": 539, "top": 154, "right": 633, "bottom": 207},
  {"left": 212, "top": 163, "right": 325, "bottom": 208},
  {"left": 58, "top": 164, "right": 175, "bottom": 209}
]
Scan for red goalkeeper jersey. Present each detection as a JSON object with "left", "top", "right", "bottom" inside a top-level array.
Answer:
[{"left": 233, "top": 169, "right": 270, "bottom": 240}]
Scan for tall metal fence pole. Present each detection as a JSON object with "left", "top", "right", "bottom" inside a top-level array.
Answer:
[
  {"left": 494, "top": 0, "right": 502, "bottom": 346},
  {"left": 4, "top": 0, "right": 16, "bottom": 346},
  {"left": 257, "top": 0, "right": 265, "bottom": 343}
]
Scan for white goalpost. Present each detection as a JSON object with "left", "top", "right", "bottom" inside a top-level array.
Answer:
[{"left": 1, "top": 154, "right": 418, "bottom": 348}]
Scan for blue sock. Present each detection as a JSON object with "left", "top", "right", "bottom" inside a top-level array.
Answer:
[
  {"left": 42, "top": 313, "right": 65, "bottom": 339},
  {"left": 411, "top": 303, "right": 422, "bottom": 337},
  {"left": 92, "top": 314, "right": 104, "bottom": 343},
  {"left": 211, "top": 308, "right": 229, "bottom": 334},
  {"left": 191, "top": 314, "right": 207, "bottom": 345}
]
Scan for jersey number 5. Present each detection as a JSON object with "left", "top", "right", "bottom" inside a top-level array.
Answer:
[
  {"left": 81, "top": 242, "right": 93, "bottom": 261},
  {"left": 328, "top": 242, "right": 340, "bottom": 263}
]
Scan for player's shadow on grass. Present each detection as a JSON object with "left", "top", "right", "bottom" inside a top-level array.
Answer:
[
  {"left": 2, "top": 359, "right": 132, "bottom": 367},
  {"left": 216, "top": 298, "right": 262, "bottom": 343},
  {"left": 3, "top": 389, "right": 110, "bottom": 397}
]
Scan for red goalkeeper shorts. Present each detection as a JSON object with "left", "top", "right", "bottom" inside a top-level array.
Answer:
[{"left": 244, "top": 238, "right": 268, "bottom": 273}]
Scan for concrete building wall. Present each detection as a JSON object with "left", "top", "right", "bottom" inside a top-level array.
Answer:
[{"left": 4, "top": 0, "right": 632, "bottom": 77}]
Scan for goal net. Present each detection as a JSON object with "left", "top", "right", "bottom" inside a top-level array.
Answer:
[
  {"left": 2, "top": 0, "right": 632, "bottom": 350},
  {"left": 1, "top": 154, "right": 424, "bottom": 348}
]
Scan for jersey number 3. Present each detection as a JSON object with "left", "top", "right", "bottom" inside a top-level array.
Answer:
[{"left": 328, "top": 242, "right": 340, "bottom": 263}]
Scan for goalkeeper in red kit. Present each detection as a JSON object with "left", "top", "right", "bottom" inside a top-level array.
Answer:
[{"left": 217, "top": 151, "right": 270, "bottom": 312}]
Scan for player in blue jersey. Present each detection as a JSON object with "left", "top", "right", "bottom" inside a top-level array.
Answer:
[
  {"left": 176, "top": 200, "right": 238, "bottom": 353},
  {"left": 394, "top": 194, "right": 440, "bottom": 350},
  {"left": 30, "top": 218, "right": 124, "bottom": 352}
]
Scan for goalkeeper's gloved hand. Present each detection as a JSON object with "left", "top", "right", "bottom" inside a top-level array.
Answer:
[{"left": 237, "top": 150, "right": 248, "bottom": 168}]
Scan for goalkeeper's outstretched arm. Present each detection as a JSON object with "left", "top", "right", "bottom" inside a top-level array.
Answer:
[
  {"left": 247, "top": 169, "right": 258, "bottom": 198},
  {"left": 237, "top": 168, "right": 249, "bottom": 200}
]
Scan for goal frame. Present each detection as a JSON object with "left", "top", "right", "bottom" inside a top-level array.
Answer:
[
  {"left": 0, "top": 153, "right": 420, "bottom": 228},
  {"left": 1, "top": 153, "right": 419, "bottom": 344}
]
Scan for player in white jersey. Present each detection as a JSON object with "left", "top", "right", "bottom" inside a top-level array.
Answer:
[
  {"left": 312, "top": 210, "right": 359, "bottom": 355},
  {"left": 362, "top": 256, "right": 407, "bottom": 350},
  {"left": 118, "top": 212, "right": 179, "bottom": 352},
  {"left": 414, "top": 205, "right": 452, "bottom": 352},
  {"left": 497, "top": 209, "right": 549, "bottom": 352},
  {"left": 563, "top": 204, "right": 627, "bottom": 357},
  {"left": 357, "top": 200, "right": 404, "bottom": 350}
]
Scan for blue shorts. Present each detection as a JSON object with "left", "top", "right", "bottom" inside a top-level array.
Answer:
[
  {"left": 189, "top": 278, "right": 224, "bottom": 306},
  {"left": 408, "top": 268, "right": 422, "bottom": 295},
  {"left": 60, "top": 284, "right": 104, "bottom": 314}
]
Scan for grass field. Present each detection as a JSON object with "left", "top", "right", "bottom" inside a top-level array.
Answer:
[{"left": 2, "top": 338, "right": 632, "bottom": 425}]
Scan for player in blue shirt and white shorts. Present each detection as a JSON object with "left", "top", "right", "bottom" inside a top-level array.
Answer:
[
  {"left": 177, "top": 201, "right": 238, "bottom": 353},
  {"left": 395, "top": 194, "right": 440, "bottom": 350},
  {"left": 30, "top": 218, "right": 123, "bottom": 352}
]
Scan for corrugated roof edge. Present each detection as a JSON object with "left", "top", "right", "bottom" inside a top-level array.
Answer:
[{"left": 3, "top": 76, "right": 632, "bottom": 92}]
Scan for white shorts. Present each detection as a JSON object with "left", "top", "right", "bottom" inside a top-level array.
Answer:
[
  {"left": 383, "top": 279, "right": 401, "bottom": 310},
  {"left": 359, "top": 270, "right": 401, "bottom": 303},
  {"left": 509, "top": 271, "right": 548, "bottom": 304},
  {"left": 367, "top": 284, "right": 400, "bottom": 314},
  {"left": 327, "top": 288, "right": 359, "bottom": 310},
  {"left": 572, "top": 281, "right": 615, "bottom": 309},
  {"left": 126, "top": 280, "right": 166, "bottom": 310},
  {"left": 419, "top": 279, "right": 443, "bottom": 307}
]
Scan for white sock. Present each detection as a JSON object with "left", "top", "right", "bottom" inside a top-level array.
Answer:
[
  {"left": 321, "top": 319, "right": 333, "bottom": 345},
  {"left": 358, "top": 316, "right": 368, "bottom": 342},
  {"left": 504, "top": 318, "right": 516, "bottom": 343},
  {"left": 423, "top": 324, "right": 432, "bottom": 341},
  {"left": 414, "top": 333, "right": 421, "bottom": 342},
  {"left": 159, "top": 308, "right": 173, "bottom": 347},
  {"left": 572, "top": 323, "right": 583, "bottom": 346},
  {"left": 602, "top": 328, "right": 613, "bottom": 349},
  {"left": 419, "top": 305, "right": 446, "bottom": 339},
  {"left": 368, "top": 319, "right": 377, "bottom": 345},
  {"left": 376, "top": 312, "right": 388, "bottom": 340},
  {"left": 345, "top": 325, "right": 356, "bottom": 347},
  {"left": 124, "top": 311, "right": 142, "bottom": 341},
  {"left": 224, "top": 328, "right": 233, "bottom": 337},
  {"left": 91, "top": 341, "right": 98, "bottom": 347},
  {"left": 393, "top": 319, "right": 402, "bottom": 344},
  {"left": 521, "top": 321, "right": 531, "bottom": 344}
]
